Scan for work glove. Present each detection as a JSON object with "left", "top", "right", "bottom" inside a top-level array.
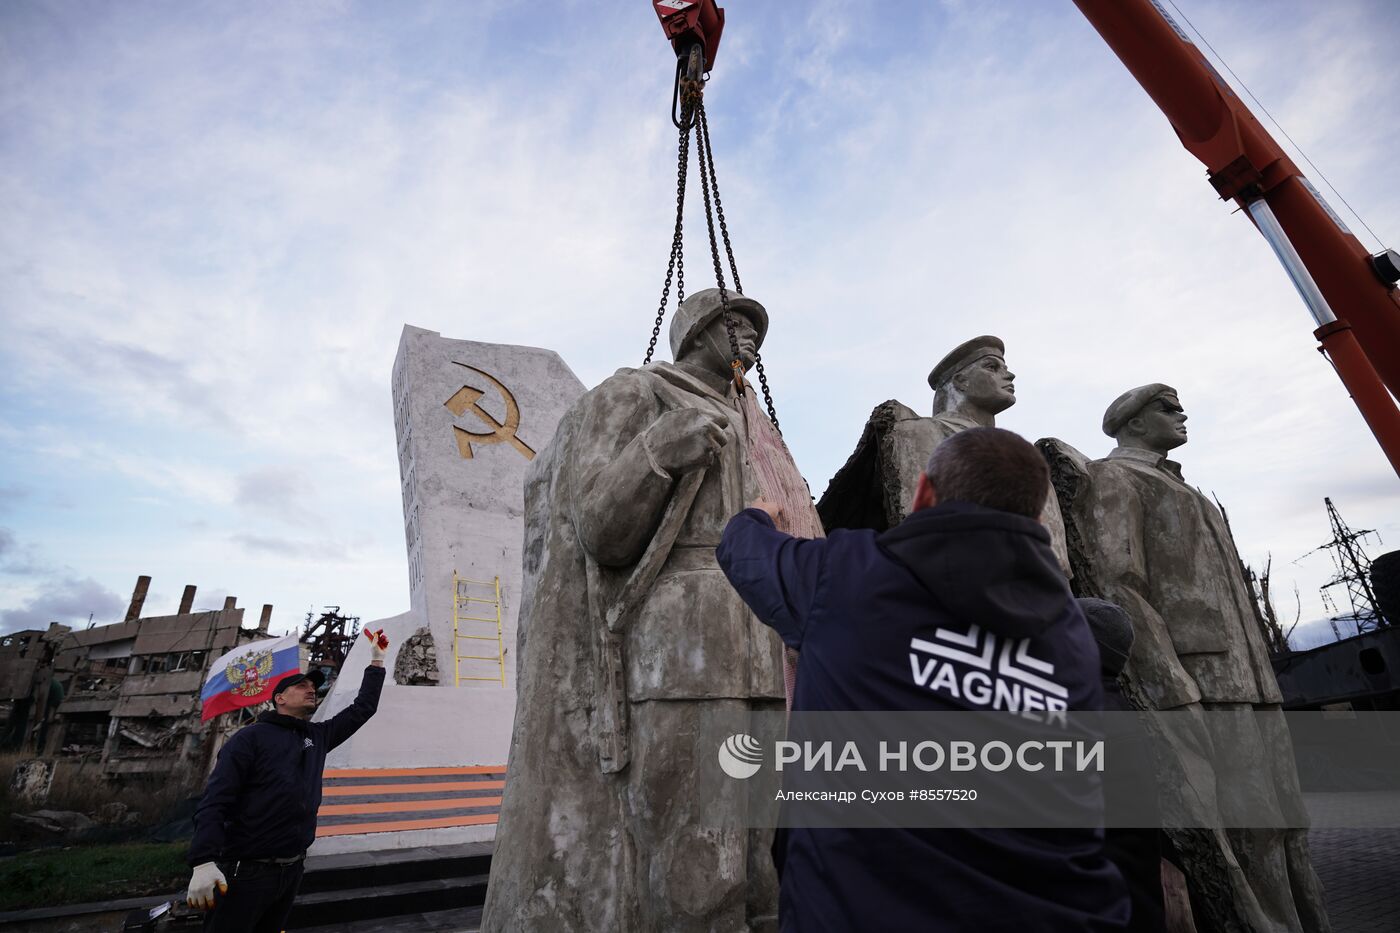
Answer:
[
  {"left": 365, "top": 627, "right": 390, "bottom": 663},
  {"left": 187, "top": 861, "right": 227, "bottom": 910}
]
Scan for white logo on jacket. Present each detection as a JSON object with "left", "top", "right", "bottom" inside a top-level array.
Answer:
[{"left": 909, "top": 625, "right": 1068, "bottom": 714}]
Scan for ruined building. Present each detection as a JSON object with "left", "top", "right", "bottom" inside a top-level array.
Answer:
[
  {"left": 3, "top": 575, "right": 274, "bottom": 781},
  {"left": 0, "top": 624, "right": 68, "bottom": 750}
]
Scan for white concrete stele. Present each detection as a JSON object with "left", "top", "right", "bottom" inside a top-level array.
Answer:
[{"left": 311, "top": 325, "right": 583, "bottom": 854}]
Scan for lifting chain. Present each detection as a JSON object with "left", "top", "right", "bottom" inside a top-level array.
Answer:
[
  {"left": 645, "top": 62, "right": 781, "bottom": 433},
  {"left": 643, "top": 98, "right": 693, "bottom": 367},
  {"left": 698, "top": 102, "right": 779, "bottom": 432}
]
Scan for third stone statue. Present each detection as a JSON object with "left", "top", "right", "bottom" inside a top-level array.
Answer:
[{"left": 1069, "top": 383, "right": 1330, "bottom": 933}]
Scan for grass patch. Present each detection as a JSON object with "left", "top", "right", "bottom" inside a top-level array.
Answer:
[{"left": 0, "top": 841, "right": 188, "bottom": 911}]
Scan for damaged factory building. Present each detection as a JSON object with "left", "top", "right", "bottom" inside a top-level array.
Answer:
[{"left": 0, "top": 575, "right": 274, "bottom": 790}]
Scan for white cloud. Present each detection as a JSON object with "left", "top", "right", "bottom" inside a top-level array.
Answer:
[
  {"left": 0, "top": 0, "right": 1395, "bottom": 632},
  {"left": 235, "top": 466, "right": 321, "bottom": 526},
  {"left": 229, "top": 533, "right": 350, "bottom": 562},
  {"left": 0, "top": 575, "right": 127, "bottom": 632}
]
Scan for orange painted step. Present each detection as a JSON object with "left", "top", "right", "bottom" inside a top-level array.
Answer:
[
  {"left": 319, "top": 796, "right": 503, "bottom": 816},
  {"left": 321, "top": 780, "right": 504, "bottom": 796},
  {"left": 316, "top": 813, "right": 501, "bottom": 837},
  {"left": 323, "top": 765, "right": 504, "bottom": 778}
]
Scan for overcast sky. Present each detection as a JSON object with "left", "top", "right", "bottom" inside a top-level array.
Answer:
[{"left": 2, "top": 0, "right": 1396, "bottom": 642}]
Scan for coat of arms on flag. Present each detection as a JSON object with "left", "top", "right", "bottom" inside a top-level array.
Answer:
[
  {"left": 201, "top": 633, "right": 301, "bottom": 721},
  {"left": 225, "top": 647, "right": 275, "bottom": 697}
]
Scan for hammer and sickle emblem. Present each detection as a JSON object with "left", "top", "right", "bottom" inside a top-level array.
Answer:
[{"left": 443, "top": 362, "right": 536, "bottom": 461}]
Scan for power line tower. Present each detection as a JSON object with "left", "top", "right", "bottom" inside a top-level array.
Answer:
[{"left": 1298, "top": 498, "right": 1387, "bottom": 635}]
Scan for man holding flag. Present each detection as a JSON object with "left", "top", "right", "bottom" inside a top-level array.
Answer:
[{"left": 186, "top": 626, "right": 391, "bottom": 932}]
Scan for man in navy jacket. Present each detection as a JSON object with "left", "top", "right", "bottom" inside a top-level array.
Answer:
[
  {"left": 186, "top": 628, "right": 389, "bottom": 932},
  {"left": 717, "top": 427, "right": 1129, "bottom": 932}
]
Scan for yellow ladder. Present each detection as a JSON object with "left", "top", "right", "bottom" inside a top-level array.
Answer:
[{"left": 452, "top": 572, "right": 505, "bottom": 686}]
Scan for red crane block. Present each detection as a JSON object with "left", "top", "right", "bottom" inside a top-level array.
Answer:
[{"left": 653, "top": 0, "right": 725, "bottom": 71}]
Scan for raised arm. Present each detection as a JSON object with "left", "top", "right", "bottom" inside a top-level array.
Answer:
[{"left": 324, "top": 664, "right": 386, "bottom": 750}]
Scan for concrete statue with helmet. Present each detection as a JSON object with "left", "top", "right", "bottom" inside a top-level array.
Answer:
[{"left": 482, "top": 287, "right": 821, "bottom": 932}]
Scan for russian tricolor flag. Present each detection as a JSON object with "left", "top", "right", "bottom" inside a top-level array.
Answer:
[{"left": 201, "top": 634, "right": 302, "bottom": 722}]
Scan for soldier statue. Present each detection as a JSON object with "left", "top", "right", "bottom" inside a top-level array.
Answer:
[
  {"left": 818, "top": 336, "right": 1070, "bottom": 573},
  {"left": 482, "top": 289, "right": 803, "bottom": 932},
  {"left": 1072, "top": 383, "right": 1330, "bottom": 933}
]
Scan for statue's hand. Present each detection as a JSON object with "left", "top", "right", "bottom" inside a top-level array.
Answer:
[{"left": 645, "top": 409, "right": 730, "bottom": 474}]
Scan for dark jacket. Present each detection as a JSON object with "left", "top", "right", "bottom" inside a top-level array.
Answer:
[
  {"left": 717, "top": 502, "right": 1129, "bottom": 932},
  {"left": 189, "top": 665, "right": 385, "bottom": 864}
]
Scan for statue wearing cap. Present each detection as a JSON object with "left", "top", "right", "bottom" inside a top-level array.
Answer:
[
  {"left": 1084, "top": 383, "right": 1282, "bottom": 709},
  {"left": 1069, "top": 384, "right": 1329, "bottom": 933},
  {"left": 483, "top": 288, "right": 793, "bottom": 932},
  {"left": 818, "top": 336, "right": 1071, "bottom": 574}
]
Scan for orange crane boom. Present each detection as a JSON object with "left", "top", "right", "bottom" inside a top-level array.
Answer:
[{"left": 1073, "top": 0, "right": 1400, "bottom": 476}]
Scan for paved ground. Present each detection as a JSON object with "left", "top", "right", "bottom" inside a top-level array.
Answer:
[
  {"left": 8, "top": 823, "right": 1395, "bottom": 932},
  {"left": 1309, "top": 827, "right": 1400, "bottom": 933},
  {"left": 299, "top": 905, "right": 482, "bottom": 932},
  {"left": 295, "top": 825, "right": 1400, "bottom": 933},
  {"left": 0, "top": 909, "right": 130, "bottom": 933}
]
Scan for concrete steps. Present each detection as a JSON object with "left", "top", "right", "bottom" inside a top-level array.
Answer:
[
  {"left": 316, "top": 766, "right": 505, "bottom": 838},
  {"left": 289, "top": 842, "right": 492, "bottom": 928}
]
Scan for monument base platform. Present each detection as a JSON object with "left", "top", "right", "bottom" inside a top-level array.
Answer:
[{"left": 312, "top": 614, "right": 514, "bottom": 855}]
